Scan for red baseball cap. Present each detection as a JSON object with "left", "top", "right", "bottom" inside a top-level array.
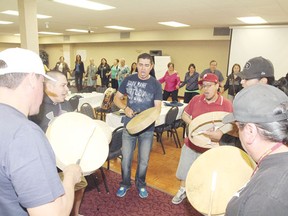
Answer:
[{"left": 198, "top": 73, "right": 219, "bottom": 85}]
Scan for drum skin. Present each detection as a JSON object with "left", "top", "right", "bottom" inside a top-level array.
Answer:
[
  {"left": 46, "top": 112, "right": 111, "bottom": 176},
  {"left": 188, "top": 111, "right": 235, "bottom": 149},
  {"left": 185, "top": 146, "right": 256, "bottom": 215},
  {"left": 126, "top": 107, "right": 160, "bottom": 134}
]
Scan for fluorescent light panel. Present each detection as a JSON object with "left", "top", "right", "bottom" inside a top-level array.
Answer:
[
  {"left": 1, "top": 10, "right": 51, "bottom": 19},
  {"left": 105, "top": 26, "right": 134, "bottom": 31},
  {"left": 237, "top": 16, "right": 267, "bottom": 24},
  {"left": 14, "top": 32, "right": 62, "bottom": 35},
  {"left": 38, "top": 31, "right": 62, "bottom": 35},
  {"left": 158, "top": 21, "right": 190, "bottom": 27},
  {"left": 66, "top": 29, "right": 94, "bottom": 33},
  {"left": 0, "top": 20, "right": 13, "bottom": 24},
  {"left": 53, "top": 0, "right": 115, "bottom": 11}
]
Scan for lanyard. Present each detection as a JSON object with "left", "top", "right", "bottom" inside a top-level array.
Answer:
[{"left": 251, "top": 142, "right": 283, "bottom": 177}]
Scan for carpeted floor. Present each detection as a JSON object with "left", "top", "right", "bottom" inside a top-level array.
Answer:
[{"left": 80, "top": 169, "right": 202, "bottom": 216}]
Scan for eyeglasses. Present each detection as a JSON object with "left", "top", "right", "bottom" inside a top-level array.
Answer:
[{"left": 202, "top": 83, "right": 215, "bottom": 89}]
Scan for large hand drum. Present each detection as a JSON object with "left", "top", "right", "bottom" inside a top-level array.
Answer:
[
  {"left": 186, "top": 146, "right": 256, "bottom": 215},
  {"left": 46, "top": 112, "right": 111, "bottom": 176},
  {"left": 188, "top": 111, "right": 235, "bottom": 148},
  {"left": 126, "top": 107, "right": 160, "bottom": 134}
]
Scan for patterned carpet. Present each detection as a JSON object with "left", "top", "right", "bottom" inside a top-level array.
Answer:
[{"left": 80, "top": 169, "right": 202, "bottom": 216}]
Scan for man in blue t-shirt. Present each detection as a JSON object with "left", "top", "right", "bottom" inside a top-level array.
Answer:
[
  {"left": 114, "top": 53, "right": 162, "bottom": 198},
  {"left": 0, "top": 48, "right": 82, "bottom": 216}
]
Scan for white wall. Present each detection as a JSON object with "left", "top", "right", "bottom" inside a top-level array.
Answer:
[{"left": 229, "top": 26, "right": 288, "bottom": 79}]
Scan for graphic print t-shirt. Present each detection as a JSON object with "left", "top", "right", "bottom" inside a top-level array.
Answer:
[{"left": 118, "top": 74, "right": 162, "bottom": 129}]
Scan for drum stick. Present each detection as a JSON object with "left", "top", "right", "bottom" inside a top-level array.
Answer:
[
  {"left": 191, "top": 124, "right": 227, "bottom": 137},
  {"left": 76, "top": 125, "right": 97, "bottom": 165},
  {"left": 208, "top": 171, "right": 217, "bottom": 216}
]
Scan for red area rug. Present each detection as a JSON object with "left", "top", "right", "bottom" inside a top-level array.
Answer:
[{"left": 80, "top": 169, "right": 202, "bottom": 216}]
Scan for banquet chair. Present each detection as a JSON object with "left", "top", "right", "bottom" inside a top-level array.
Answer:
[
  {"left": 174, "top": 118, "right": 187, "bottom": 140},
  {"left": 95, "top": 88, "right": 116, "bottom": 121},
  {"left": 154, "top": 106, "right": 180, "bottom": 154},
  {"left": 95, "top": 85, "right": 107, "bottom": 93},
  {"left": 106, "top": 126, "right": 124, "bottom": 170},
  {"left": 79, "top": 103, "right": 96, "bottom": 119},
  {"left": 85, "top": 167, "right": 109, "bottom": 193},
  {"left": 68, "top": 95, "right": 82, "bottom": 111},
  {"left": 86, "top": 127, "right": 124, "bottom": 193}
]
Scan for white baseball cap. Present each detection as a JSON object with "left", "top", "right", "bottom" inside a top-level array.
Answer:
[{"left": 0, "top": 47, "right": 55, "bottom": 81}]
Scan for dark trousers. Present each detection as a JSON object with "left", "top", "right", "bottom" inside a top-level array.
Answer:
[
  {"left": 163, "top": 90, "right": 178, "bottom": 101},
  {"left": 184, "top": 91, "right": 199, "bottom": 103},
  {"left": 75, "top": 73, "right": 83, "bottom": 92},
  {"left": 111, "top": 79, "right": 118, "bottom": 90},
  {"left": 101, "top": 77, "right": 110, "bottom": 88}
]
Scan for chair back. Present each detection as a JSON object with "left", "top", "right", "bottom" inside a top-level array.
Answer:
[
  {"left": 96, "top": 86, "right": 107, "bottom": 93},
  {"left": 108, "top": 126, "right": 124, "bottom": 159},
  {"left": 165, "top": 106, "right": 179, "bottom": 125},
  {"left": 68, "top": 95, "right": 82, "bottom": 111},
  {"left": 110, "top": 102, "right": 120, "bottom": 112},
  {"left": 79, "top": 103, "right": 95, "bottom": 119},
  {"left": 101, "top": 88, "right": 116, "bottom": 111}
]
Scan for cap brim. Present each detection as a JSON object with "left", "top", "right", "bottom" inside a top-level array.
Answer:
[
  {"left": 43, "top": 73, "right": 56, "bottom": 82},
  {"left": 237, "top": 71, "right": 246, "bottom": 79},
  {"left": 222, "top": 113, "right": 236, "bottom": 124}
]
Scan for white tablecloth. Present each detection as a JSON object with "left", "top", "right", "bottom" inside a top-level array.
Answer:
[
  {"left": 105, "top": 101, "right": 188, "bottom": 129},
  {"left": 66, "top": 92, "right": 104, "bottom": 110}
]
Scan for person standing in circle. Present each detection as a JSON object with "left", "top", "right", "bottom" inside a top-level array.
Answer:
[
  {"left": 179, "top": 63, "right": 199, "bottom": 103},
  {"left": 109, "top": 58, "right": 120, "bottom": 90},
  {"left": 158, "top": 62, "right": 180, "bottom": 101},
  {"left": 224, "top": 63, "right": 242, "bottom": 102},
  {"left": 97, "top": 58, "right": 111, "bottom": 88},
  {"left": 53, "top": 56, "right": 70, "bottom": 78},
  {"left": 73, "top": 54, "right": 85, "bottom": 92}
]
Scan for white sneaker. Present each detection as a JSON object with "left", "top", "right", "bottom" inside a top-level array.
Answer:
[{"left": 172, "top": 187, "right": 186, "bottom": 204}]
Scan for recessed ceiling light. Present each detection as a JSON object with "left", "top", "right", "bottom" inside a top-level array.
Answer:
[
  {"left": 158, "top": 21, "right": 190, "bottom": 27},
  {"left": 0, "top": 20, "right": 13, "bottom": 24},
  {"left": 0, "top": 10, "right": 19, "bottom": 16},
  {"left": 1, "top": 10, "right": 51, "bottom": 19},
  {"left": 38, "top": 31, "right": 62, "bottom": 35},
  {"left": 237, "top": 16, "right": 267, "bottom": 24},
  {"left": 53, "top": 0, "right": 115, "bottom": 11},
  {"left": 105, "top": 26, "right": 134, "bottom": 31},
  {"left": 66, "top": 29, "right": 94, "bottom": 33}
]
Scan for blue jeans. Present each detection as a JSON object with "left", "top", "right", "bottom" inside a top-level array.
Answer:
[{"left": 120, "top": 128, "right": 154, "bottom": 189}]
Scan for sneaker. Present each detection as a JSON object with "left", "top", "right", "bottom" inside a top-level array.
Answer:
[
  {"left": 138, "top": 187, "right": 148, "bottom": 199},
  {"left": 172, "top": 188, "right": 186, "bottom": 204},
  {"left": 116, "top": 186, "right": 129, "bottom": 197}
]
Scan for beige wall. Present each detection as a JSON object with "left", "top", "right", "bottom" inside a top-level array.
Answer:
[
  {"left": 40, "top": 40, "right": 230, "bottom": 96},
  {"left": 0, "top": 43, "right": 20, "bottom": 51},
  {"left": 0, "top": 28, "right": 230, "bottom": 96}
]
